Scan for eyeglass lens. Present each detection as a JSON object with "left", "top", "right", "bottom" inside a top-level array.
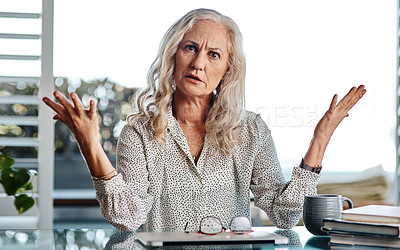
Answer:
[
  {"left": 199, "top": 216, "right": 252, "bottom": 234},
  {"left": 200, "top": 217, "right": 223, "bottom": 234},
  {"left": 230, "top": 216, "right": 251, "bottom": 233}
]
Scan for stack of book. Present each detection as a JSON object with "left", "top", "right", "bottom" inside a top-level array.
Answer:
[{"left": 322, "top": 205, "right": 400, "bottom": 249}]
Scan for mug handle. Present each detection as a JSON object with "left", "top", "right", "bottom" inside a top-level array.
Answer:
[{"left": 342, "top": 196, "right": 353, "bottom": 209}]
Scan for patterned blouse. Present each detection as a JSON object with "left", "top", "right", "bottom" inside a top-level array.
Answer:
[{"left": 92, "top": 105, "right": 320, "bottom": 232}]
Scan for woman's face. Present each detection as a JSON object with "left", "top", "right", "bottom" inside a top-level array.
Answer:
[{"left": 173, "top": 20, "right": 230, "bottom": 99}]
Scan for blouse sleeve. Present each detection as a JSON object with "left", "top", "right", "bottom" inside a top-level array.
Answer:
[
  {"left": 250, "top": 115, "right": 320, "bottom": 229},
  {"left": 92, "top": 124, "right": 154, "bottom": 231}
]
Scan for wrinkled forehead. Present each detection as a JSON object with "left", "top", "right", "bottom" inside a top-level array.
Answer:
[{"left": 182, "top": 20, "right": 230, "bottom": 51}]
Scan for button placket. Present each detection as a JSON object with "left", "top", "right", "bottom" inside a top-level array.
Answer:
[{"left": 198, "top": 174, "right": 208, "bottom": 215}]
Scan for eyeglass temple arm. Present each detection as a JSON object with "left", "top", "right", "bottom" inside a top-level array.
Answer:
[{"left": 184, "top": 221, "right": 189, "bottom": 233}]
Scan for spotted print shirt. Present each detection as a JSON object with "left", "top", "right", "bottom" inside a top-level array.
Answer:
[{"left": 93, "top": 105, "right": 320, "bottom": 232}]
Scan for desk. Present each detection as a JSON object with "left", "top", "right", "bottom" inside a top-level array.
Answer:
[{"left": 0, "top": 226, "right": 331, "bottom": 249}]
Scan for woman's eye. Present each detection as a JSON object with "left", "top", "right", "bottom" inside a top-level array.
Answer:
[
  {"left": 185, "top": 45, "right": 197, "bottom": 52},
  {"left": 209, "top": 52, "right": 220, "bottom": 59}
]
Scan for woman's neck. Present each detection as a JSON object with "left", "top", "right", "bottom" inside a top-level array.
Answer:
[{"left": 172, "top": 92, "right": 211, "bottom": 125}]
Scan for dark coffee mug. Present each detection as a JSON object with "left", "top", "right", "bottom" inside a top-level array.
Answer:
[{"left": 303, "top": 194, "right": 353, "bottom": 235}]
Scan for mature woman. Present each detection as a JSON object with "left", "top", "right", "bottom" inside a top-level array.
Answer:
[{"left": 43, "top": 9, "right": 366, "bottom": 232}]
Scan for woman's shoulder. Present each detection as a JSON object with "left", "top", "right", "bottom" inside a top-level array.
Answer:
[
  {"left": 242, "top": 109, "right": 258, "bottom": 120},
  {"left": 121, "top": 115, "right": 153, "bottom": 138},
  {"left": 241, "top": 110, "right": 270, "bottom": 131},
  {"left": 118, "top": 122, "right": 139, "bottom": 141},
  {"left": 238, "top": 110, "right": 272, "bottom": 142},
  {"left": 232, "top": 110, "right": 272, "bottom": 154}
]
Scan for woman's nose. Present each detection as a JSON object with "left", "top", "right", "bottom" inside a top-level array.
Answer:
[{"left": 191, "top": 52, "right": 206, "bottom": 71}]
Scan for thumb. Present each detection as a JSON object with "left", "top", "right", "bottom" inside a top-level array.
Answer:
[
  {"left": 329, "top": 94, "right": 338, "bottom": 110},
  {"left": 53, "top": 114, "right": 64, "bottom": 123}
]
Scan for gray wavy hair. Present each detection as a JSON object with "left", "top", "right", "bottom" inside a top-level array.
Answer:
[{"left": 128, "top": 8, "right": 246, "bottom": 156}]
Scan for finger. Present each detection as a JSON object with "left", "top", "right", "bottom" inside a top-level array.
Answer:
[
  {"left": 88, "top": 99, "right": 97, "bottom": 118},
  {"left": 43, "top": 96, "right": 66, "bottom": 116},
  {"left": 356, "top": 85, "right": 367, "bottom": 99},
  {"left": 337, "top": 86, "right": 360, "bottom": 107},
  {"left": 53, "top": 91, "right": 76, "bottom": 113},
  {"left": 329, "top": 94, "right": 338, "bottom": 110},
  {"left": 347, "top": 85, "right": 367, "bottom": 108},
  {"left": 53, "top": 114, "right": 65, "bottom": 123},
  {"left": 342, "top": 86, "right": 357, "bottom": 101},
  {"left": 338, "top": 85, "right": 367, "bottom": 112},
  {"left": 351, "top": 85, "right": 365, "bottom": 98},
  {"left": 53, "top": 114, "right": 76, "bottom": 134},
  {"left": 70, "top": 92, "right": 85, "bottom": 115}
]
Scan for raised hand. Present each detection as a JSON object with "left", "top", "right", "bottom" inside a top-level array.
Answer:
[
  {"left": 314, "top": 85, "right": 367, "bottom": 140},
  {"left": 42, "top": 91, "right": 114, "bottom": 177},
  {"left": 304, "top": 85, "right": 367, "bottom": 167},
  {"left": 42, "top": 91, "right": 99, "bottom": 149}
]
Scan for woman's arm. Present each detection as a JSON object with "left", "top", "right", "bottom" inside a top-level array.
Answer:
[
  {"left": 43, "top": 91, "right": 153, "bottom": 230},
  {"left": 251, "top": 85, "right": 366, "bottom": 229},
  {"left": 250, "top": 116, "right": 320, "bottom": 229},
  {"left": 42, "top": 91, "right": 115, "bottom": 178},
  {"left": 303, "top": 85, "right": 367, "bottom": 167},
  {"left": 94, "top": 124, "right": 153, "bottom": 231}
]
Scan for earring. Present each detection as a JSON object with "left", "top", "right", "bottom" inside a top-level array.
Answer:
[
  {"left": 170, "top": 77, "right": 176, "bottom": 91},
  {"left": 213, "top": 79, "right": 223, "bottom": 97}
]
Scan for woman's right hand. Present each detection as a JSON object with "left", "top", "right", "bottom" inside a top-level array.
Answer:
[
  {"left": 42, "top": 91, "right": 99, "bottom": 149},
  {"left": 42, "top": 91, "right": 115, "bottom": 177}
]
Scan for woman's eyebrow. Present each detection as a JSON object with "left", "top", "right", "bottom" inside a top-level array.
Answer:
[
  {"left": 182, "top": 40, "right": 224, "bottom": 53},
  {"left": 209, "top": 47, "right": 223, "bottom": 53},
  {"left": 182, "top": 40, "right": 199, "bottom": 46}
]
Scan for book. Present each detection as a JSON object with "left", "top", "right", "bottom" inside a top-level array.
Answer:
[
  {"left": 330, "top": 244, "right": 386, "bottom": 250},
  {"left": 341, "top": 205, "right": 400, "bottom": 224},
  {"left": 323, "top": 218, "right": 400, "bottom": 237},
  {"left": 330, "top": 232, "right": 400, "bottom": 248}
]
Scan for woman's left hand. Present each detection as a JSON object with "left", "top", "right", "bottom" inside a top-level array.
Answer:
[
  {"left": 303, "top": 85, "right": 367, "bottom": 167},
  {"left": 314, "top": 85, "right": 367, "bottom": 141}
]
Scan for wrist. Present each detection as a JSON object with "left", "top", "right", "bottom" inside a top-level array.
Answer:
[
  {"left": 299, "top": 158, "right": 322, "bottom": 174},
  {"left": 78, "top": 138, "right": 102, "bottom": 156},
  {"left": 312, "top": 133, "right": 331, "bottom": 144},
  {"left": 91, "top": 169, "right": 117, "bottom": 181},
  {"left": 78, "top": 141, "right": 114, "bottom": 177}
]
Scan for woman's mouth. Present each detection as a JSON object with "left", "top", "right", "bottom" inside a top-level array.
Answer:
[{"left": 185, "top": 74, "right": 203, "bottom": 84}]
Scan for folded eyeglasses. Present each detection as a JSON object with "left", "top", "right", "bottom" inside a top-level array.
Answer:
[{"left": 184, "top": 216, "right": 253, "bottom": 235}]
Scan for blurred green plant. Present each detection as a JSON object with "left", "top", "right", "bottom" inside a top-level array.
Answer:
[{"left": 0, "top": 152, "right": 37, "bottom": 214}]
